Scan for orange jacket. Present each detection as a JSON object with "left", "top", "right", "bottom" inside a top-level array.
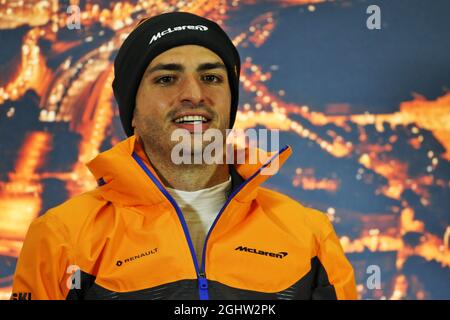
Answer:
[{"left": 11, "top": 136, "right": 357, "bottom": 300}]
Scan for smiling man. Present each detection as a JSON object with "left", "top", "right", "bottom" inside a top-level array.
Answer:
[
  {"left": 11, "top": 12, "right": 357, "bottom": 300},
  {"left": 133, "top": 44, "right": 231, "bottom": 192}
]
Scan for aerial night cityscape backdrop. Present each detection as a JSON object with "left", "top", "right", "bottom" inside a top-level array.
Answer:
[{"left": 0, "top": 0, "right": 449, "bottom": 299}]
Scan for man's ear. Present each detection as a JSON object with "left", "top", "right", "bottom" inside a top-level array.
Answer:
[{"left": 131, "top": 107, "right": 137, "bottom": 128}]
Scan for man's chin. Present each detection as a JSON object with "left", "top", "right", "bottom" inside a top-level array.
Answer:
[
  {"left": 172, "top": 121, "right": 213, "bottom": 133},
  {"left": 169, "top": 139, "right": 226, "bottom": 165}
]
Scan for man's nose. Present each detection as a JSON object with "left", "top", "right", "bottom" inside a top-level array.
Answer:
[{"left": 178, "top": 75, "right": 204, "bottom": 105}]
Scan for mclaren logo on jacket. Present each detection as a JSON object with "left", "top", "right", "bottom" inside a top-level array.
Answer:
[{"left": 235, "top": 246, "right": 288, "bottom": 259}]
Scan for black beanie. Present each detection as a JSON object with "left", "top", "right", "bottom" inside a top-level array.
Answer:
[{"left": 113, "top": 12, "right": 241, "bottom": 137}]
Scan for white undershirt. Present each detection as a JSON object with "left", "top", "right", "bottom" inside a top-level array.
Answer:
[{"left": 166, "top": 177, "right": 232, "bottom": 265}]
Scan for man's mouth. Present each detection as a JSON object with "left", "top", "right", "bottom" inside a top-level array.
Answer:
[
  {"left": 172, "top": 113, "right": 212, "bottom": 132},
  {"left": 173, "top": 115, "right": 209, "bottom": 124}
]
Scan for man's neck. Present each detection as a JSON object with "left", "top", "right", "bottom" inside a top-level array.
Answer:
[{"left": 139, "top": 139, "right": 229, "bottom": 192}]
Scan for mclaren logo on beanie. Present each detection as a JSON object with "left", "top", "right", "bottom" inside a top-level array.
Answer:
[{"left": 149, "top": 25, "right": 209, "bottom": 45}]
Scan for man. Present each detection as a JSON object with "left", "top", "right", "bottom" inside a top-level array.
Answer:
[{"left": 11, "top": 12, "right": 357, "bottom": 300}]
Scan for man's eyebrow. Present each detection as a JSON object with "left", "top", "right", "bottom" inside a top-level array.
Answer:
[
  {"left": 146, "top": 63, "right": 184, "bottom": 75},
  {"left": 145, "top": 62, "right": 226, "bottom": 77},
  {"left": 197, "top": 62, "right": 226, "bottom": 72}
]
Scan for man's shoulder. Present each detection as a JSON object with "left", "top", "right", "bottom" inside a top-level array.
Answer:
[
  {"left": 256, "top": 187, "right": 332, "bottom": 234},
  {"left": 35, "top": 189, "right": 109, "bottom": 238}
]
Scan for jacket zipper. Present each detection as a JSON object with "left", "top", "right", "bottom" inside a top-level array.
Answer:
[{"left": 132, "top": 145, "right": 289, "bottom": 300}]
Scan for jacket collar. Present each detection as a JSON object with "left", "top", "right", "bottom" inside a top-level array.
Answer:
[{"left": 86, "top": 135, "right": 292, "bottom": 208}]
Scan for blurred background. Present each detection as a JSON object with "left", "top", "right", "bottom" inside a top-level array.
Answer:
[{"left": 0, "top": 0, "right": 449, "bottom": 299}]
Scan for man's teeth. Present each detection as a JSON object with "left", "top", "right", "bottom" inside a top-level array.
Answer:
[{"left": 174, "top": 115, "right": 208, "bottom": 123}]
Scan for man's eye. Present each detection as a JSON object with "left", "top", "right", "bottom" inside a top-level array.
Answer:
[
  {"left": 155, "top": 76, "right": 175, "bottom": 84},
  {"left": 202, "top": 75, "right": 222, "bottom": 83}
]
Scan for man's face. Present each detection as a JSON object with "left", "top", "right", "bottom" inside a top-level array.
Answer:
[{"left": 133, "top": 45, "right": 231, "bottom": 158}]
